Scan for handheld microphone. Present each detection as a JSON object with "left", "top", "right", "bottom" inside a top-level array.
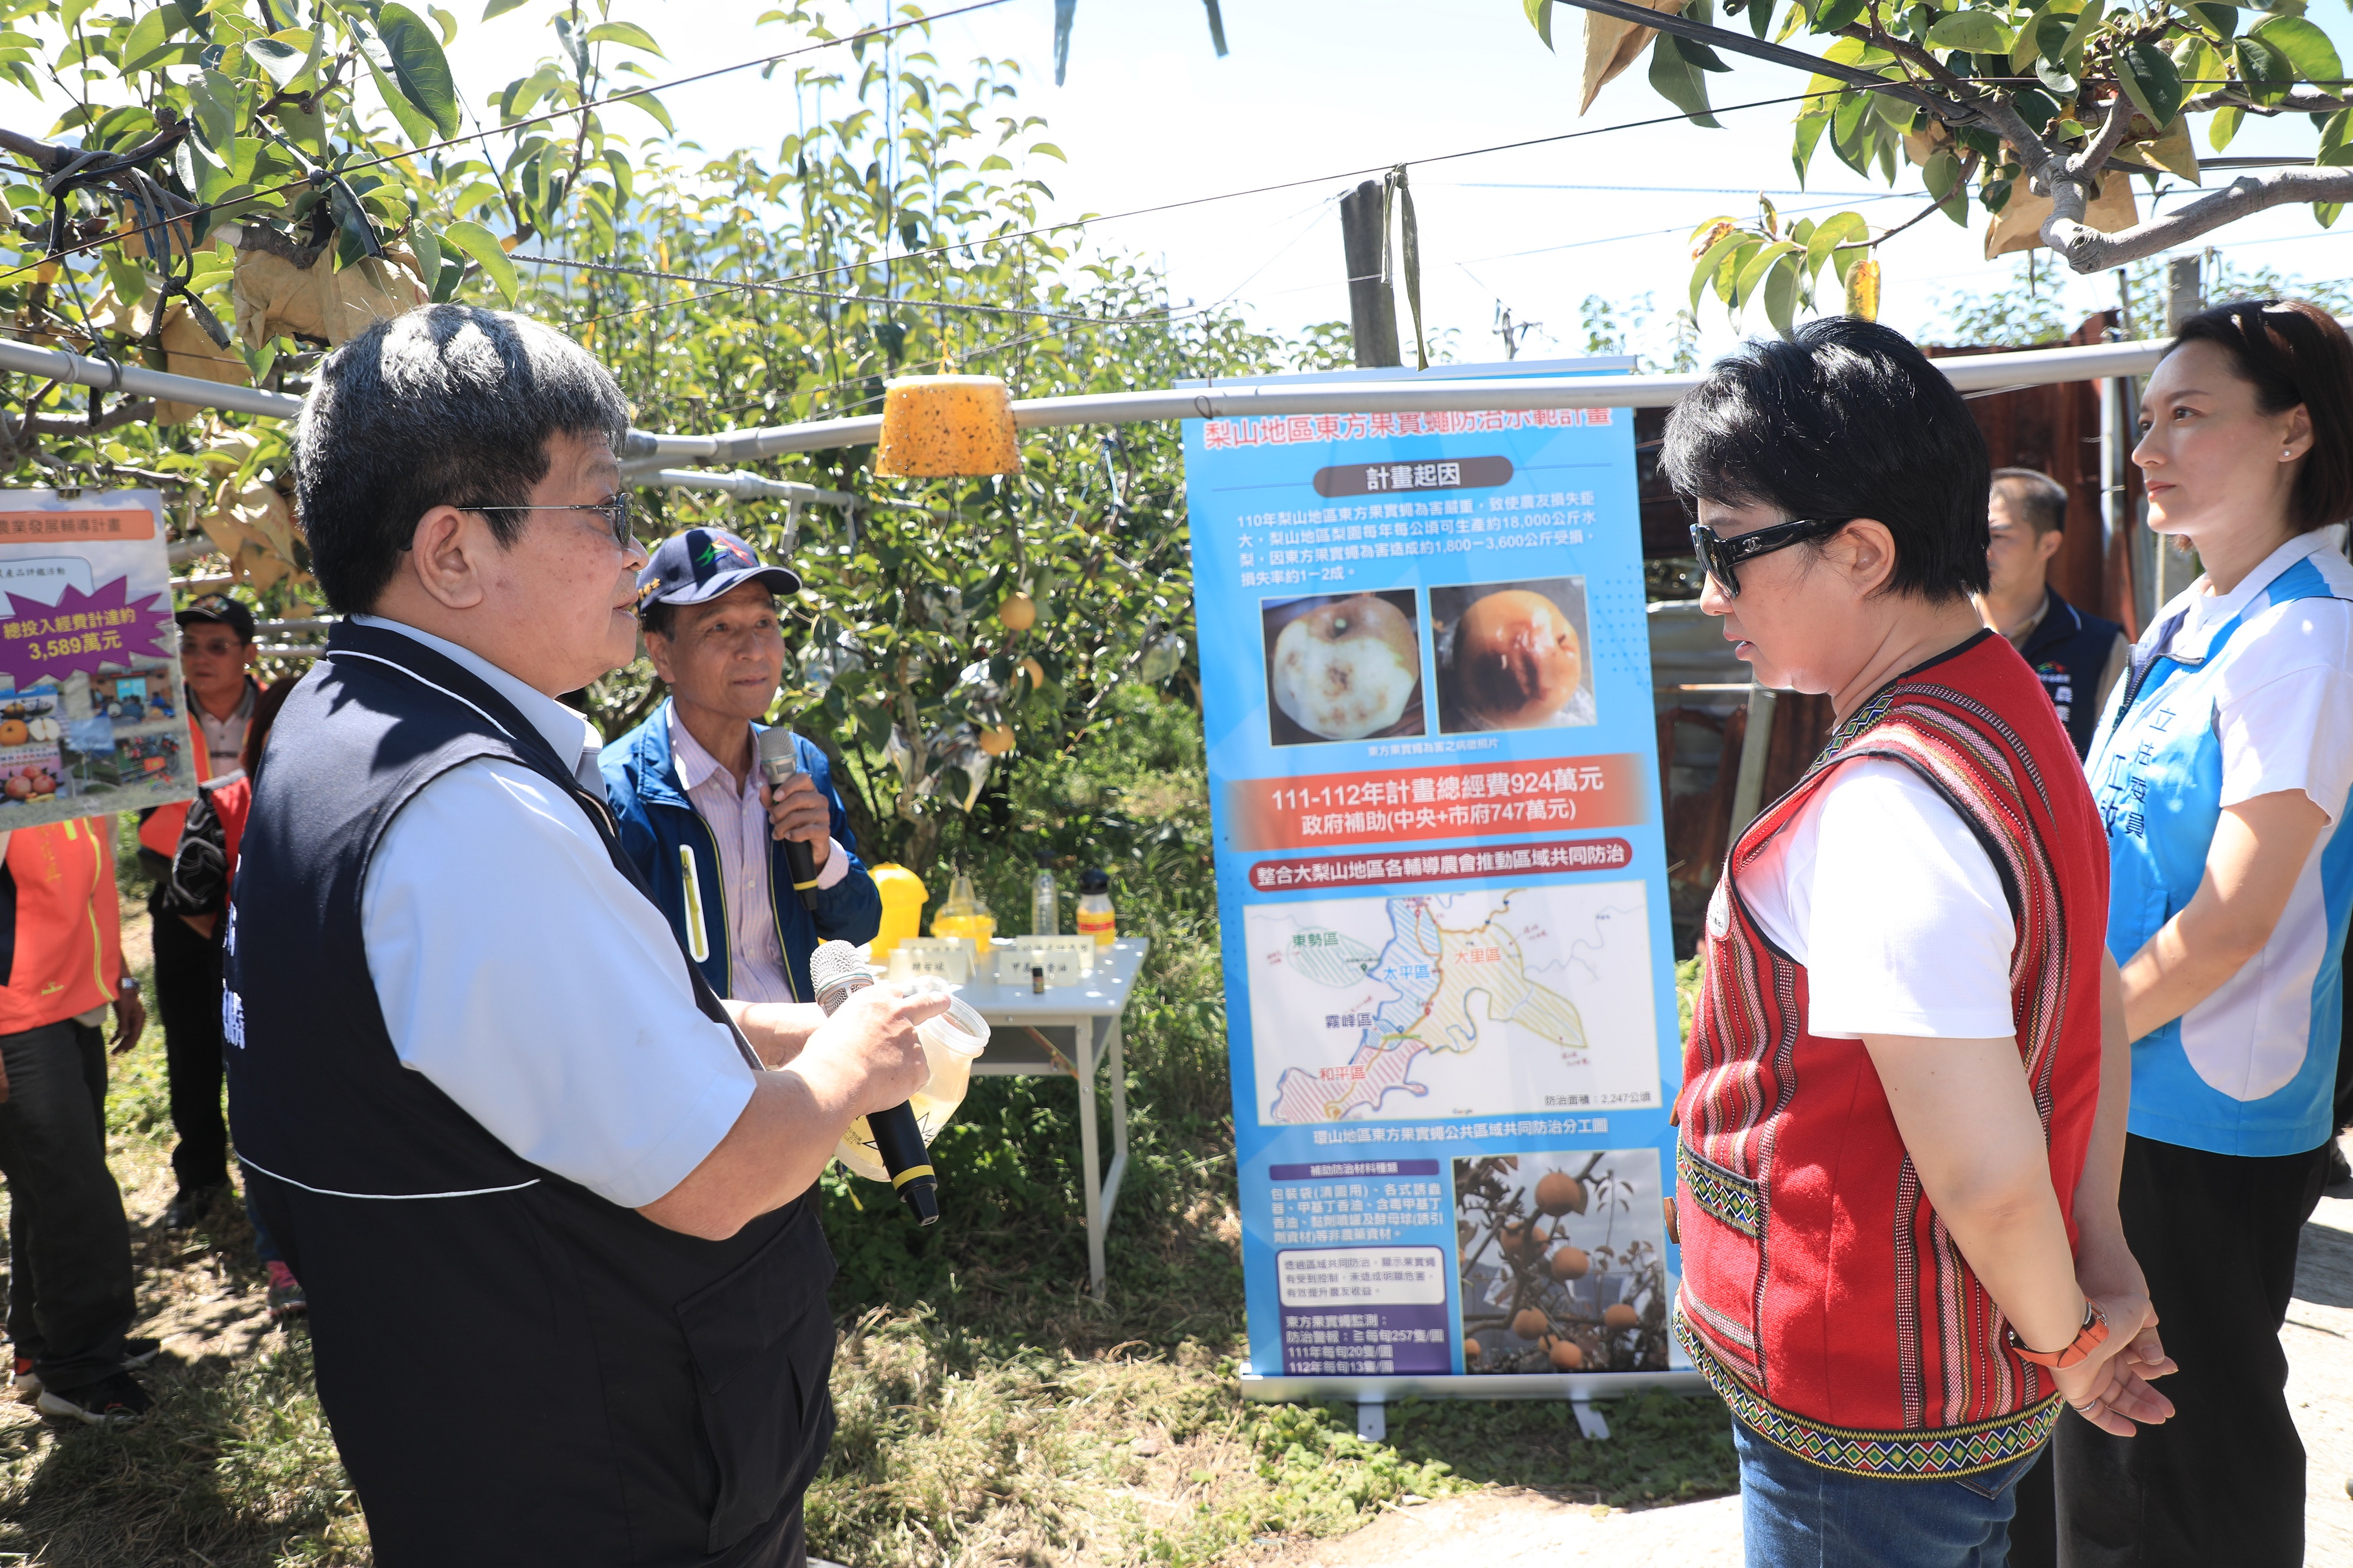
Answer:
[
  {"left": 756, "top": 724, "right": 824, "bottom": 911},
  {"left": 808, "top": 940, "right": 938, "bottom": 1225}
]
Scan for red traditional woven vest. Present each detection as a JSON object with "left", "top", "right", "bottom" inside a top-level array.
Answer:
[{"left": 1673, "top": 632, "right": 2107, "bottom": 1478}]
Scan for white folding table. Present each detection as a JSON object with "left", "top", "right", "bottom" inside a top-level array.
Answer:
[{"left": 952, "top": 939, "right": 1149, "bottom": 1299}]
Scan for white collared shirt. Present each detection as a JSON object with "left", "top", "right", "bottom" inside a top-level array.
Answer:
[
  {"left": 665, "top": 706, "right": 848, "bottom": 1006},
  {"left": 349, "top": 616, "right": 752, "bottom": 1208}
]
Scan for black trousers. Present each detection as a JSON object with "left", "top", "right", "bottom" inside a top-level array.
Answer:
[
  {"left": 0, "top": 1020, "right": 135, "bottom": 1389},
  {"left": 154, "top": 910, "right": 229, "bottom": 1196},
  {"left": 2009, "top": 1133, "right": 2327, "bottom": 1568}
]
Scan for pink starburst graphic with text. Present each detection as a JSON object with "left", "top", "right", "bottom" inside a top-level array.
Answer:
[{"left": 0, "top": 575, "right": 172, "bottom": 686}]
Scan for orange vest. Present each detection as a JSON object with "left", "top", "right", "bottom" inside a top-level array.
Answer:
[
  {"left": 136, "top": 709, "right": 214, "bottom": 860},
  {"left": 0, "top": 816, "right": 122, "bottom": 1034}
]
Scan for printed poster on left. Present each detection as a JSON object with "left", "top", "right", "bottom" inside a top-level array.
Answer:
[{"left": 0, "top": 490, "right": 194, "bottom": 828}]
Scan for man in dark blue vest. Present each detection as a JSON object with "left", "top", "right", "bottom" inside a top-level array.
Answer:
[
  {"left": 1976, "top": 466, "right": 2128, "bottom": 759},
  {"left": 224, "top": 305, "right": 941, "bottom": 1567}
]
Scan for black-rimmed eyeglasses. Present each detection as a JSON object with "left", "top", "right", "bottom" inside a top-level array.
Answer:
[
  {"left": 1689, "top": 517, "right": 1847, "bottom": 598},
  {"left": 458, "top": 493, "right": 641, "bottom": 551}
]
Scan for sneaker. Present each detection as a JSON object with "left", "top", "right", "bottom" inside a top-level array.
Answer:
[
  {"left": 164, "top": 1185, "right": 226, "bottom": 1230},
  {"left": 11, "top": 1338, "right": 161, "bottom": 1400},
  {"left": 265, "top": 1262, "right": 306, "bottom": 1324},
  {"left": 38, "top": 1370, "right": 153, "bottom": 1427}
]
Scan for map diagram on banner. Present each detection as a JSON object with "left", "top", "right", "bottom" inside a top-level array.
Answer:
[{"left": 1244, "top": 880, "right": 1659, "bottom": 1125}]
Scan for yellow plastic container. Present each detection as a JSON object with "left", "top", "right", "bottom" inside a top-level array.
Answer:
[
  {"left": 867, "top": 863, "right": 929, "bottom": 961},
  {"left": 874, "top": 374, "right": 1022, "bottom": 478}
]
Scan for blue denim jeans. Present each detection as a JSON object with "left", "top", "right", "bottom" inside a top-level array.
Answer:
[{"left": 1734, "top": 1416, "right": 2046, "bottom": 1568}]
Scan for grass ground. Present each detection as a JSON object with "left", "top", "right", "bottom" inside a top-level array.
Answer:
[{"left": 0, "top": 688, "right": 1735, "bottom": 1566}]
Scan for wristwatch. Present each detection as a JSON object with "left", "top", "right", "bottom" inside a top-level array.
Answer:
[
  {"left": 117, "top": 976, "right": 141, "bottom": 997},
  {"left": 2008, "top": 1297, "right": 2109, "bottom": 1369}
]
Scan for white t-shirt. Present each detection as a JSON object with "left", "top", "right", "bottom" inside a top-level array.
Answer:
[
  {"left": 1735, "top": 757, "right": 2017, "bottom": 1040},
  {"left": 350, "top": 617, "right": 756, "bottom": 1210}
]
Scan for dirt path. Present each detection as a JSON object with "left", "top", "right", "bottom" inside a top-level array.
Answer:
[{"left": 1268, "top": 1133, "right": 2353, "bottom": 1568}]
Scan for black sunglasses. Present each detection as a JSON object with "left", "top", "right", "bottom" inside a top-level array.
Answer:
[
  {"left": 456, "top": 493, "right": 641, "bottom": 551},
  {"left": 1689, "top": 517, "right": 1847, "bottom": 598}
]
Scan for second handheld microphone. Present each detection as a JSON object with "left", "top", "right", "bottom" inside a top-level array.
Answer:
[
  {"left": 808, "top": 940, "right": 938, "bottom": 1225},
  {"left": 755, "top": 725, "right": 824, "bottom": 912}
]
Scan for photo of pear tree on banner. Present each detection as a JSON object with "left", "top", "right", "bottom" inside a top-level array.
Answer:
[
  {"left": 1519, "top": 0, "right": 2353, "bottom": 334},
  {"left": 1455, "top": 1150, "right": 1672, "bottom": 1376}
]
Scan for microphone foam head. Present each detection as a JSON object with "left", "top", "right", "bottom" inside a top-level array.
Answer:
[
  {"left": 756, "top": 725, "right": 800, "bottom": 773},
  {"left": 808, "top": 939, "right": 868, "bottom": 999}
]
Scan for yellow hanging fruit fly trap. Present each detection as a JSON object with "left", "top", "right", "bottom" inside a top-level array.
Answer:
[{"left": 874, "top": 373, "right": 1022, "bottom": 478}]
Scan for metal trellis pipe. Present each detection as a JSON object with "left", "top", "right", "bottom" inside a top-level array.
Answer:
[{"left": 0, "top": 329, "right": 2189, "bottom": 455}]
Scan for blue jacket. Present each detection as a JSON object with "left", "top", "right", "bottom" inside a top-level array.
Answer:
[{"left": 602, "top": 700, "right": 882, "bottom": 1003}]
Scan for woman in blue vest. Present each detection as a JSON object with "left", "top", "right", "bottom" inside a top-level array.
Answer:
[{"left": 2049, "top": 301, "right": 2353, "bottom": 1566}]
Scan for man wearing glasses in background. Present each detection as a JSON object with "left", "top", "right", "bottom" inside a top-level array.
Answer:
[{"left": 222, "top": 305, "right": 939, "bottom": 1566}]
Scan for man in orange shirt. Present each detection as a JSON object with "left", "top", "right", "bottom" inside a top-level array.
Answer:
[
  {"left": 0, "top": 816, "right": 154, "bottom": 1424},
  {"left": 141, "top": 594, "right": 258, "bottom": 1229}
]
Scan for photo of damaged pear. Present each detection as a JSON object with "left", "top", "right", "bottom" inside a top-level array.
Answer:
[
  {"left": 1260, "top": 589, "right": 1429, "bottom": 746},
  {"left": 1429, "top": 578, "right": 1596, "bottom": 734}
]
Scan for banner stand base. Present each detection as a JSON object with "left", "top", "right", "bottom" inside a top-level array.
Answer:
[
  {"left": 1239, "top": 1369, "right": 1708, "bottom": 1412},
  {"left": 1357, "top": 1394, "right": 1385, "bottom": 1442}
]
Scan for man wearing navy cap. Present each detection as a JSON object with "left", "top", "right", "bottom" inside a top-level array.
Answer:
[{"left": 603, "top": 529, "right": 881, "bottom": 1005}]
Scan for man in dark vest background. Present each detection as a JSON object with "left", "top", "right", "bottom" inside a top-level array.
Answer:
[
  {"left": 1975, "top": 466, "right": 2129, "bottom": 759},
  {"left": 224, "top": 305, "right": 941, "bottom": 1567}
]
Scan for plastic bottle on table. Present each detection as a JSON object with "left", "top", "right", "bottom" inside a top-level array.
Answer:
[
  {"left": 1030, "top": 855, "right": 1061, "bottom": 936},
  {"left": 866, "top": 863, "right": 928, "bottom": 960},
  {"left": 1075, "top": 868, "right": 1116, "bottom": 948}
]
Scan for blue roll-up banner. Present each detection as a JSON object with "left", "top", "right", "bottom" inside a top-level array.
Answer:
[{"left": 1183, "top": 358, "right": 1695, "bottom": 1399}]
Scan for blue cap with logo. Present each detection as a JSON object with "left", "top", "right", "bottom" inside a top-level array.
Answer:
[{"left": 635, "top": 527, "right": 801, "bottom": 616}]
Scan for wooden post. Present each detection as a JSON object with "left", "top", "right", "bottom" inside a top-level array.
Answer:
[{"left": 1338, "top": 180, "right": 1401, "bottom": 369}]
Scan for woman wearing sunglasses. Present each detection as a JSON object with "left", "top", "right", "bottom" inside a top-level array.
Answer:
[
  {"left": 2028, "top": 301, "right": 2353, "bottom": 1568},
  {"left": 1666, "top": 317, "right": 2171, "bottom": 1567}
]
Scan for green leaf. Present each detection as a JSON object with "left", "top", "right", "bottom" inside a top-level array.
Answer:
[
  {"left": 2060, "top": 0, "right": 2104, "bottom": 70},
  {"left": 1793, "top": 108, "right": 1829, "bottom": 181},
  {"left": 2188, "top": 1, "right": 2238, "bottom": 36},
  {"left": 603, "top": 148, "right": 634, "bottom": 203},
  {"left": 1734, "top": 238, "right": 1798, "bottom": 306},
  {"left": 482, "top": 0, "right": 531, "bottom": 17},
  {"left": 1802, "top": 211, "right": 1867, "bottom": 279},
  {"left": 380, "top": 4, "right": 462, "bottom": 138},
  {"left": 408, "top": 219, "right": 442, "bottom": 287},
  {"left": 189, "top": 68, "right": 238, "bottom": 150},
  {"left": 121, "top": 5, "right": 175, "bottom": 69},
  {"left": 2317, "top": 201, "right": 2341, "bottom": 228},
  {"left": 246, "top": 34, "right": 306, "bottom": 87},
  {"left": 365, "top": 52, "right": 439, "bottom": 148},
  {"left": 1029, "top": 141, "right": 1068, "bottom": 161},
  {"left": 612, "top": 91, "right": 674, "bottom": 134},
  {"left": 1925, "top": 10, "right": 2009, "bottom": 52},
  {"left": 1523, "top": 0, "right": 1555, "bottom": 49},
  {"left": 1671, "top": 31, "right": 1734, "bottom": 71},
  {"left": 1813, "top": 0, "right": 1868, "bottom": 34},
  {"left": 1762, "top": 253, "right": 1801, "bottom": 339},
  {"left": 442, "top": 218, "right": 518, "bottom": 305},
  {"left": 582, "top": 21, "right": 665, "bottom": 56},
  {"left": 1690, "top": 227, "right": 1749, "bottom": 309},
  {"left": 2210, "top": 102, "right": 2244, "bottom": 148},
  {"left": 2232, "top": 34, "right": 2293, "bottom": 104},
  {"left": 1749, "top": 0, "right": 1777, "bottom": 39},
  {"left": 2249, "top": 15, "right": 2341, "bottom": 81},
  {"left": 1648, "top": 29, "right": 1722, "bottom": 129},
  {"left": 2117, "top": 41, "right": 2185, "bottom": 129}
]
